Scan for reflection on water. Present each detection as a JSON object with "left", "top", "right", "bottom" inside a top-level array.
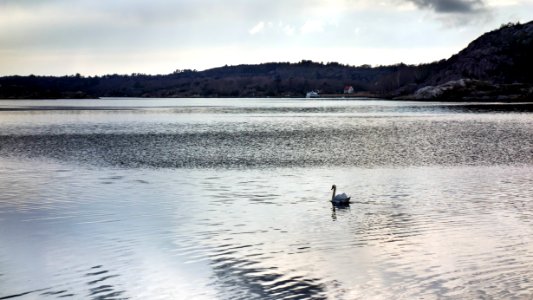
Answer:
[{"left": 0, "top": 99, "right": 532, "bottom": 299}]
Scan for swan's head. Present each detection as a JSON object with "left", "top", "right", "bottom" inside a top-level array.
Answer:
[{"left": 331, "top": 184, "right": 336, "bottom": 190}]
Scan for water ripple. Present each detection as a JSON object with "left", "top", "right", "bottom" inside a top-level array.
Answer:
[
  {"left": 0, "top": 118, "right": 531, "bottom": 169},
  {"left": 0, "top": 99, "right": 532, "bottom": 299}
]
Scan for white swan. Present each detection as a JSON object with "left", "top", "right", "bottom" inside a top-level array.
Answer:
[{"left": 331, "top": 184, "right": 351, "bottom": 204}]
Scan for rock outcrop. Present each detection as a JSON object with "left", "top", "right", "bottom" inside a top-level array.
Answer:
[{"left": 412, "top": 79, "right": 533, "bottom": 101}]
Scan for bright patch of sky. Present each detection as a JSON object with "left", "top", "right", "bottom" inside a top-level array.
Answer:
[{"left": 0, "top": 0, "right": 531, "bottom": 75}]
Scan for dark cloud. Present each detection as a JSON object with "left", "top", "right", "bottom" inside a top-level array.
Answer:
[{"left": 407, "top": 0, "right": 487, "bottom": 13}]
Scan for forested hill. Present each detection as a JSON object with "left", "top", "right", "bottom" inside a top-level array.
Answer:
[
  {"left": 1, "top": 21, "right": 532, "bottom": 100},
  {"left": 0, "top": 61, "right": 413, "bottom": 99}
]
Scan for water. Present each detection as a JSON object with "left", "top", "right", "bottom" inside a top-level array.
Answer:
[{"left": 0, "top": 98, "right": 532, "bottom": 299}]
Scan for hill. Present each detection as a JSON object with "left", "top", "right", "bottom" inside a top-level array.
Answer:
[
  {"left": 0, "top": 62, "right": 413, "bottom": 99},
  {"left": 407, "top": 21, "right": 533, "bottom": 101},
  {"left": 0, "top": 21, "right": 532, "bottom": 101}
]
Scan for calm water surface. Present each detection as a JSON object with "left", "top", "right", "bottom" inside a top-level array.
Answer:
[{"left": 0, "top": 98, "right": 532, "bottom": 299}]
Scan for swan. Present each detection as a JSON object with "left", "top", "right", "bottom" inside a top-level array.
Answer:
[{"left": 331, "top": 184, "right": 351, "bottom": 204}]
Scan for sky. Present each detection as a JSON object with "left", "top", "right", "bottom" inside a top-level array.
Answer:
[{"left": 0, "top": 0, "right": 532, "bottom": 76}]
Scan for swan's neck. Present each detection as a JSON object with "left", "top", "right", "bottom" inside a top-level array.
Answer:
[{"left": 331, "top": 187, "right": 337, "bottom": 200}]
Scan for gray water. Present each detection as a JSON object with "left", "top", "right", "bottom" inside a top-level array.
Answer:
[{"left": 0, "top": 98, "right": 532, "bottom": 299}]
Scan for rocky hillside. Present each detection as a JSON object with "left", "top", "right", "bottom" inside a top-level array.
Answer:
[
  {"left": 426, "top": 21, "right": 533, "bottom": 86},
  {"left": 407, "top": 21, "right": 533, "bottom": 101}
]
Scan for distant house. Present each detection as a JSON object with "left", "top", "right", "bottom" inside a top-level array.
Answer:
[
  {"left": 306, "top": 91, "right": 319, "bottom": 98},
  {"left": 344, "top": 86, "right": 354, "bottom": 94}
]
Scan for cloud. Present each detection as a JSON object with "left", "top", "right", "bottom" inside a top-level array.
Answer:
[
  {"left": 249, "top": 22, "right": 266, "bottom": 35},
  {"left": 282, "top": 24, "right": 296, "bottom": 36},
  {"left": 406, "top": 0, "right": 487, "bottom": 13},
  {"left": 300, "top": 20, "right": 325, "bottom": 34}
]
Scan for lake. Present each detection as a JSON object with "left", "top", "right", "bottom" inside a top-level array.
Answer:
[{"left": 0, "top": 98, "right": 532, "bottom": 299}]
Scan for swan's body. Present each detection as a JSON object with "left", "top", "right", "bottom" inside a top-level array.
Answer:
[{"left": 331, "top": 184, "right": 351, "bottom": 204}]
